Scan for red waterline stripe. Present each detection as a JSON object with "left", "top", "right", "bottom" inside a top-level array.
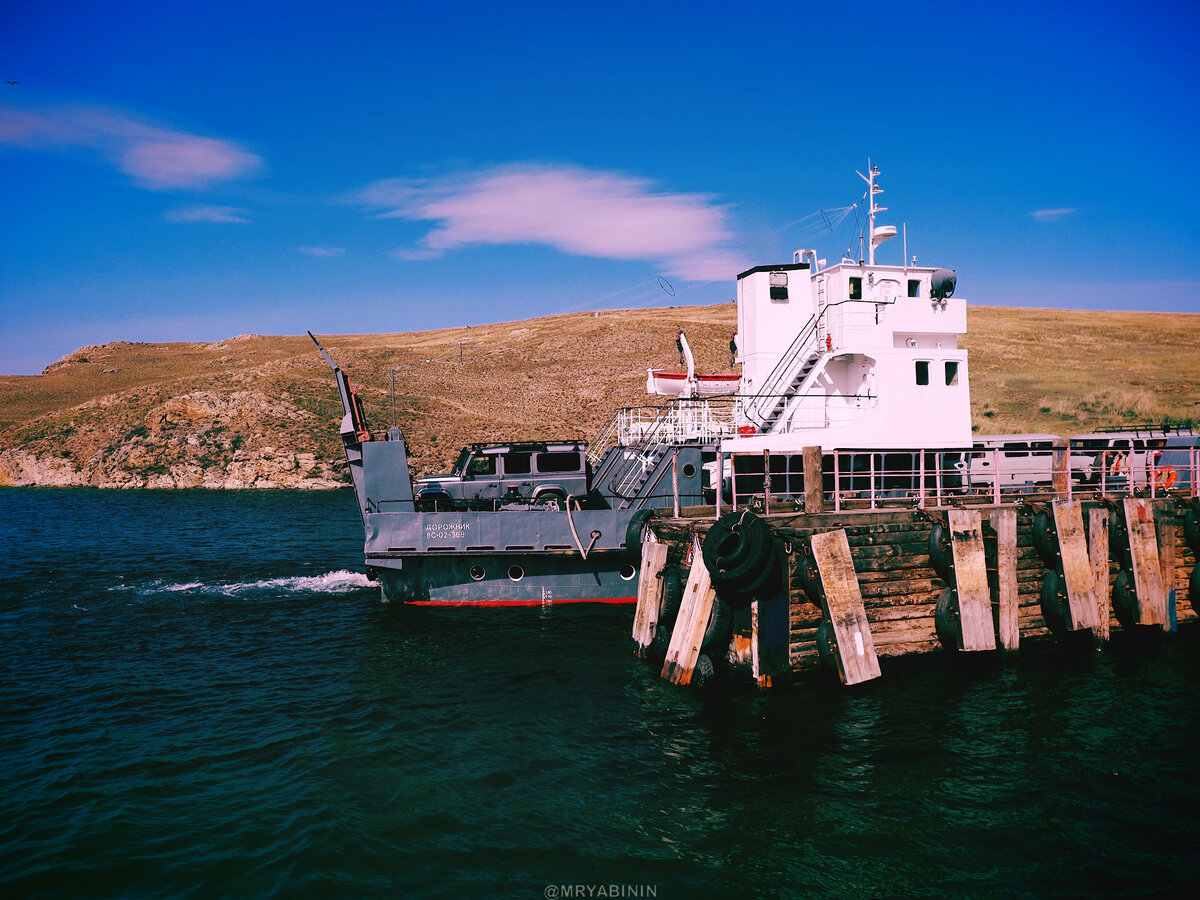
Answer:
[{"left": 407, "top": 596, "right": 637, "bottom": 607}]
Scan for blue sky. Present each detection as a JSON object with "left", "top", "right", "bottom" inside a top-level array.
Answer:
[{"left": 2, "top": 0, "right": 1198, "bottom": 375}]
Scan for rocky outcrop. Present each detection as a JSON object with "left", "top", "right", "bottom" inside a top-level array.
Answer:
[{"left": 0, "top": 389, "right": 347, "bottom": 489}]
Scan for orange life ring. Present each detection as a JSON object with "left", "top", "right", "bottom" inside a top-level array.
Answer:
[{"left": 1152, "top": 465, "right": 1178, "bottom": 489}]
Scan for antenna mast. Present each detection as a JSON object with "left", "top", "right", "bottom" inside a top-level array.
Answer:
[{"left": 856, "top": 160, "right": 887, "bottom": 266}]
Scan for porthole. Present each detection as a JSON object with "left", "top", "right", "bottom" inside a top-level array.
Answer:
[
  {"left": 619, "top": 564, "right": 637, "bottom": 581},
  {"left": 469, "top": 565, "right": 486, "bottom": 581},
  {"left": 682, "top": 463, "right": 697, "bottom": 478},
  {"left": 508, "top": 565, "right": 525, "bottom": 582}
]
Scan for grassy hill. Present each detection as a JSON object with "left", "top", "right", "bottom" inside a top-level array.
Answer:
[{"left": 1, "top": 304, "right": 1197, "bottom": 487}]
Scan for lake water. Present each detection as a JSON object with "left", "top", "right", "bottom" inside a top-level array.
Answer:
[{"left": 3, "top": 488, "right": 1199, "bottom": 898}]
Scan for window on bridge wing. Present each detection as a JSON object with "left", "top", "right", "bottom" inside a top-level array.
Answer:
[{"left": 915, "top": 360, "right": 930, "bottom": 385}]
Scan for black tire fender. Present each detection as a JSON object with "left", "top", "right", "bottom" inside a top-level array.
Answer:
[
  {"left": 1184, "top": 506, "right": 1200, "bottom": 555},
  {"left": 648, "top": 622, "right": 671, "bottom": 662},
  {"left": 1113, "top": 568, "right": 1138, "bottom": 629},
  {"left": 1188, "top": 564, "right": 1200, "bottom": 612},
  {"left": 701, "top": 597, "right": 734, "bottom": 654},
  {"left": 1032, "top": 511, "right": 1059, "bottom": 568},
  {"left": 816, "top": 618, "right": 838, "bottom": 670},
  {"left": 658, "top": 563, "right": 685, "bottom": 629},
  {"left": 795, "top": 545, "right": 826, "bottom": 608},
  {"left": 1040, "top": 568, "right": 1070, "bottom": 637},
  {"left": 929, "top": 521, "right": 954, "bottom": 583},
  {"left": 625, "top": 509, "right": 655, "bottom": 553},
  {"left": 935, "top": 587, "right": 961, "bottom": 649},
  {"left": 703, "top": 510, "right": 769, "bottom": 578}
]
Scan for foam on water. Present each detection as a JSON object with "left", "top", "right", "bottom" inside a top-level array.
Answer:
[{"left": 108, "top": 569, "right": 375, "bottom": 598}]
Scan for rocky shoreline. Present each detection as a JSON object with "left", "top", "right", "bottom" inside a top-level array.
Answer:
[{"left": 0, "top": 389, "right": 346, "bottom": 490}]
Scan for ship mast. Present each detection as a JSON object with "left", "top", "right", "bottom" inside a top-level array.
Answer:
[{"left": 857, "top": 160, "right": 888, "bottom": 266}]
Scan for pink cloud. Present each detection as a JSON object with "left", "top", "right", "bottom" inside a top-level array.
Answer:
[
  {"left": 164, "top": 205, "right": 251, "bottom": 224},
  {"left": 359, "top": 164, "right": 743, "bottom": 281},
  {"left": 0, "top": 103, "right": 261, "bottom": 190},
  {"left": 1031, "top": 207, "right": 1076, "bottom": 222},
  {"left": 298, "top": 246, "right": 345, "bottom": 257}
]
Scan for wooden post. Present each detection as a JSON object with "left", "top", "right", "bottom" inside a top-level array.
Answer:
[
  {"left": 1157, "top": 506, "right": 1177, "bottom": 631},
  {"left": 751, "top": 542, "right": 791, "bottom": 687},
  {"left": 1052, "top": 439, "right": 1070, "bottom": 499},
  {"left": 1052, "top": 500, "right": 1100, "bottom": 631},
  {"left": 1087, "top": 506, "right": 1111, "bottom": 641},
  {"left": 632, "top": 540, "right": 669, "bottom": 657},
  {"left": 989, "top": 508, "right": 1020, "bottom": 651},
  {"left": 810, "top": 530, "right": 881, "bottom": 684},
  {"left": 948, "top": 509, "right": 998, "bottom": 651},
  {"left": 661, "top": 543, "right": 717, "bottom": 685},
  {"left": 803, "top": 445, "right": 824, "bottom": 514},
  {"left": 1122, "top": 498, "right": 1167, "bottom": 627}
]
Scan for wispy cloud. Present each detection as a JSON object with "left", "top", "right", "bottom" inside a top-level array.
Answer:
[
  {"left": 164, "top": 205, "right": 251, "bottom": 224},
  {"left": 357, "top": 164, "right": 743, "bottom": 280},
  {"left": 298, "top": 246, "right": 345, "bottom": 257},
  {"left": 1031, "top": 207, "right": 1077, "bottom": 222},
  {"left": 0, "top": 103, "right": 262, "bottom": 190}
]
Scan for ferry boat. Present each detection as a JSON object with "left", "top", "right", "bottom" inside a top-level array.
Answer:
[{"left": 316, "top": 162, "right": 1193, "bottom": 605}]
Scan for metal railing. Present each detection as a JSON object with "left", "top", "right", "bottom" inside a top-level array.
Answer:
[
  {"left": 719, "top": 446, "right": 1200, "bottom": 512},
  {"left": 588, "top": 398, "right": 736, "bottom": 465}
]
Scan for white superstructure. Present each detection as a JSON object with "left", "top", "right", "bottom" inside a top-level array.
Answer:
[{"left": 725, "top": 162, "right": 972, "bottom": 453}]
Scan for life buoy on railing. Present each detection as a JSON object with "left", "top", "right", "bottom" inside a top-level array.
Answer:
[{"left": 1152, "top": 465, "right": 1178, "bottom": 489}]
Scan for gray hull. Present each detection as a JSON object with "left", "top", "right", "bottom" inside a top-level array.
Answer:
[{"left": 373, "top": 552, "right": 640, "bottom": 605}]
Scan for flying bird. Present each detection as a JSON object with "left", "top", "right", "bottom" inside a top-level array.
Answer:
[{"left": 4, "top": 80, "right": 19, "bottom": 85}]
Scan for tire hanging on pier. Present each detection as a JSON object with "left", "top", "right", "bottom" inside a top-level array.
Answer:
[
  {"left": 625, "top": 509, "right": 655, "bottom": 554},
  {"left": 816, "top": 617, "right": 838, "bottom": 670},
  {"left": 1032, "top": 511, "right": 1059, "bottom": 569},
  {"left": 703, "top": 510, "right": 776, "bottom": 608},
  {"left": 1112, "top": 569, "right": 1139, "bottom": 630},
  {"left": 929, "top": 521, "right": 954, "bottom": 583},
  {"left": 935, "top": 587, "right": 961, "bottom": 649},
  {"left": 657, "top": 563, "right": 685, "bottom": 629},
  {"left": 1183, "top": 506, "right": 1200, "bottom": 555},
  {"left": 1039, "top": 568, "right": 1070, "bottom": 638},
  {"left": 795, "top": 544, "right": 826, "bottom": 610},
  {"left": 701, "top": 597, "right": 735, "bottom": 654}
]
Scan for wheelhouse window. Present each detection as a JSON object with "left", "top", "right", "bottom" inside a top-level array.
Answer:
[
  {"left": 945, "top": 361, "right": 960, "bottom": 386},
  {"left": 915, "top": 360, "right": 930, "bottom": 385},
  {"left": 908, "top": 279, "right": 920, "bottom": 298},
  {"left": 849, "top": 277, "right": 863, "bottom": 300},
  {"left": 769, "top": 271, "right": 789, "bottom": 301}
]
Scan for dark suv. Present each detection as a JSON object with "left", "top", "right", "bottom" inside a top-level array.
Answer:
[{"left": 413, "top": 442, "right": 590, "bottom": 510}]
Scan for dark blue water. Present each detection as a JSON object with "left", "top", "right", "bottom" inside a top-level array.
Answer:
[{"left": 3, "top": 488, "right": 1200, "bottom": 898}]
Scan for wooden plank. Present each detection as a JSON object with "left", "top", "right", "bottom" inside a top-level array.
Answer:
[
  {"left": 661, "top": 542, "right": 717, "bottom": 685},
  {"left": 803, "top": 445, "right": 825, "bottom": 514},
  {"left": 752, "top": 547, "right": 791, "bottom": 686},
  {"left": 1157, "top": 514, "right": 1177, "bottom": 632},
  {"left": 989, "top": 508, "right": 1020, "bottom": 650},
  {"left": 948, "top": 509, "right": 997, "bottom": 651},
  {"left": 1087, "top": 506, "right": 1111, "bottom": 641},
  {"left": 1123, "top": 499, "right": 1167, "bottom": 627},
  {"left": 1052, "top": 500, "right": 1100, "bottom": 631},
  {"left": 810, "top": 530, "right": 881, "bottom": 684},
  {"left": 631, "top": 540, "right": 669, "bottom": 656}
]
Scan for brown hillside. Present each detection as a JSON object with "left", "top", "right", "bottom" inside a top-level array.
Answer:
[{"left": 0, "top": 304, "right": 1196, "bottom": 488}]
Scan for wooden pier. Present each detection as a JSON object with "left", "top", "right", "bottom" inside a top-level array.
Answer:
[{"left": 633, "top": 453, "right": 1199, "bottom": 688}]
